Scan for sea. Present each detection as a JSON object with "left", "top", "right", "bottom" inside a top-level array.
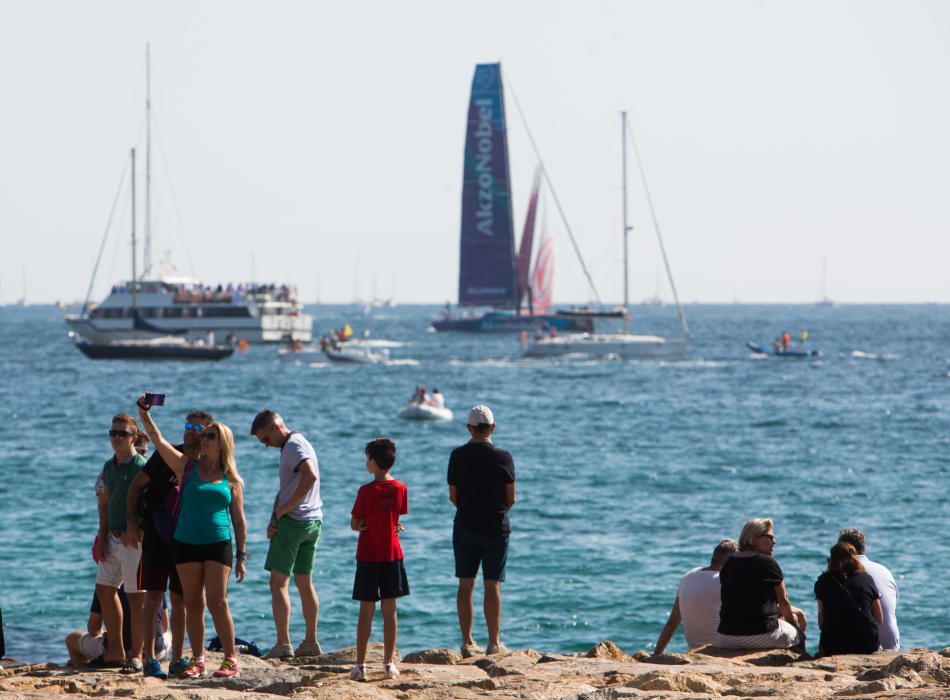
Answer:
[{"left": 1, "top": 303, "right": 948, "bottom": 662}]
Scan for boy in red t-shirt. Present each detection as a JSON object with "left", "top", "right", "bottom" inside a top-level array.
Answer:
[{"left": 349, "top": 437, "right": 409, "bottom": 681}]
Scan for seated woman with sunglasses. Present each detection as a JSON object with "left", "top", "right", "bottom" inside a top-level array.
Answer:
[
  {"left": 814, "top": 542, "right": 882, "bottom": 656},
  {"left": 137, "top": 398, "right": 247, "bottom": 679},
  {"left": 716, "top": 518, "right": 806, "bottom": 651}
]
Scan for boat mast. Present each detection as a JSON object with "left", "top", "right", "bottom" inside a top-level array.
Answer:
[
  {"left": 131, "top": 148, "right": 138, "bottom": 317},
  {"left": 621, "top": 111, "right": 630, "bottom": 334},
  {"left": 144, "top": 43, "right": 152, "bottom": 277}
]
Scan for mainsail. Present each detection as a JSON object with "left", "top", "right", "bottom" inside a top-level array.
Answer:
[
  {"left": 530, "top": 213, "right": 554, "bottom": 313},
  {"left": 458, "top": 63, "right": 517, "bottom": 308},
  {"left": 515, "top": 166, "right": 541, "bottom": 311}
]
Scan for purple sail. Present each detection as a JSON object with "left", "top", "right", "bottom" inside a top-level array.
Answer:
[{"left": 458, "top": 63, "right": 517, "bottom": 308}]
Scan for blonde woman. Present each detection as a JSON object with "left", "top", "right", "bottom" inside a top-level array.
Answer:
[
  {"left": 716, "top": 518, "right": 806, "bottom": 651},
  {"left": 137, "top": 398, "right": 247, "bottom": 679}
]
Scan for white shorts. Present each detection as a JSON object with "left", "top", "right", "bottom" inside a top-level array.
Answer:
[
  {"left": 95, "top": 533, "right": 142, "bottom": 592},
  {"left": 76, "top": 633, "right": 107, "bottom": 660},
  {"left": 717, "top": 619, "right": 801, "bottom": 650}
]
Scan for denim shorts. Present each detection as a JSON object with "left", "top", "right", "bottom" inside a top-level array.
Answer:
[{"left": 453, "top": 524, "right": 509, "bottom": 582}]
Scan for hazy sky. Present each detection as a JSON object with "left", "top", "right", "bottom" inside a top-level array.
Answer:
[{"left": 2, "top": 1, "right": 948, "bottom": 304}]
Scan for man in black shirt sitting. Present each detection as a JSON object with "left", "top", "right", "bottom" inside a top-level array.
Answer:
[{"left": 447, "top": 405, "right": 516, "bottom": 658}]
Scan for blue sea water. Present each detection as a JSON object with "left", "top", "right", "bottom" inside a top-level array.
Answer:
[{"left": 1, "top": 303, "right": 948, "bottom": 662}]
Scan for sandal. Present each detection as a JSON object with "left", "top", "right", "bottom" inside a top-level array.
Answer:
[{"left": 119, "top": 658, "right": 144, "bottom": 674}]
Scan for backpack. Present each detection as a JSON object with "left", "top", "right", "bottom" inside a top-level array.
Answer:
[{"left": 152, "top": 460, "right": 194, "bottom": 543}]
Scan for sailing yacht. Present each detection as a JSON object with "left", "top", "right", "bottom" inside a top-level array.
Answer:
[
  {"left": 66, "top": 45, "right": 312, "bottom": 345},
  {"left": 74, "top": 149, "right": 234, "bottom": 361},
  {"left": 525, "top": 111, "right": 690, "bottom": 359},
  {"left": 431, "top": 63, "right": 589, "bottom": 334}
]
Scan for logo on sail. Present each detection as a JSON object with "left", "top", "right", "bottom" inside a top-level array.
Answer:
[{"left": 474, "top": 98, "right": 494, "bottom": 237}]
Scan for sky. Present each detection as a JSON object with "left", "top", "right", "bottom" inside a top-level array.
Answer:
[{"left": 1, "top": 0, "right": 949, "bottom": 305}]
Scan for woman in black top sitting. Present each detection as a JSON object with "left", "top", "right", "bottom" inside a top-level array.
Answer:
[
  {"left": 814, "top": 542, "right": 882, "bottom": 656},
  {"left": 717, "top": 518, "right": 806, "bottom": 650}
]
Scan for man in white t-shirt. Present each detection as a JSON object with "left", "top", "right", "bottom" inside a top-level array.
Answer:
[
  {"left": 838, "top": 528, "right": 899, "bottom": 650},
  {"left": 252, "top": 410, "right": 324, "bottom": 660},
  {"left": 429, "top": 388, "right": 446, "bottom": 409},
  {"left": 652, "top": 539, "right": 739, "bottom": 655}
]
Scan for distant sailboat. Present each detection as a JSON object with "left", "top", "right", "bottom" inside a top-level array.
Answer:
[
  {"left": 525, "top": 111, "right": 689, "bottom": 359},
  {"left": 817, "top": 256, "right": 835, "bottom": 307},
  {"left": 432, "top": 63, "right": 589, "bottom": 334}
]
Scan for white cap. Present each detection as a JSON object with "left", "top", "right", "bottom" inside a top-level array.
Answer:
[{"left": 468, "top": 404, "right": 494, "bottom": 426}]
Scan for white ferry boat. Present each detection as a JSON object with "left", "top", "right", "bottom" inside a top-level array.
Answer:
[{"left": 66, "top": 277, "right": 312, "bottom": 344}]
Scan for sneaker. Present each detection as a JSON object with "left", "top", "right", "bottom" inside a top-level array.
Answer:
[
  {"left": 213, "top": 656, "right": 240, "bottom": 678},
  {"left": 383, "top": 662, "right": 400, "bottom": 679},
  {"left": 294, "top": 640, "right": 323, "bottom": 657},
  {"left": 143, "top": 658, "right": 167, "bottom": 680},
  {"left": 349, "top": 664, "right": 367, "bottom": 682},
  {"left": 486, "top": 642, "right": 510, "bottom": 655},
  {"left": 460, "top": 642, "right": 484, "bottom": 658},
  {"left": 168, "top": 658, "right": 189, "bottom": 676},
  {"left": 263, "top": 642, "right": 295, "bottom": 660},
  {"left": 182, "top": 657, "right": 206, "bottom": 678}
]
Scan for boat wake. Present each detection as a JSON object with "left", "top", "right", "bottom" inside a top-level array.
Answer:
[{"left": 851, "top": 350, "right": 897, "bottom": 361}]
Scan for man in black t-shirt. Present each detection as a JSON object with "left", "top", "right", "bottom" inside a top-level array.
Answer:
[
  {"left": 447, "top": 404, "right": 516, "bottom": 658},
  {"left": 124, "top": 409, "right": 213, "bottom": 677}
]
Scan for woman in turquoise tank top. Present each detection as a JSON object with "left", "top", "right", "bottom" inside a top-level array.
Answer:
[{"left": 138, "top": 398, "right": 247, "bottom": 680}]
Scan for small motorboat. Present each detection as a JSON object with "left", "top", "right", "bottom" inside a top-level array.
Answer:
[
  {"left": 322, "top": 343, "right": 388, "bottom": 365},
  {"left": 746, "top": 342, "right": 819, "bottom": 358},
  {"left": 398, "top": 402, "right": 454, "bottom": 421}
]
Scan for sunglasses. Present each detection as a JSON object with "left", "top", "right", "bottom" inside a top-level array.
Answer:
[
  {"left": 184, "top": 421, "right": 205, "bottom": 433},
  {"left": 200, "top": 432, "right": 219, "bottom": 441},
  {"left": 109, "top": 429, "right": 133, "bottom": 438},
  {"left": 758, "top": 533, "right": 776, "bottom": 542}
]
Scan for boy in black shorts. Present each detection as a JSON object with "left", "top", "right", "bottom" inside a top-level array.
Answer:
[{"left": 349, "top": 438, "right": 409, "bottom": 681}]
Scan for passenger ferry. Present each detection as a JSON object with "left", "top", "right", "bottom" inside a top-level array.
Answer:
[{"left": 66, "top": 277, "right": 313, "bottom": 344}]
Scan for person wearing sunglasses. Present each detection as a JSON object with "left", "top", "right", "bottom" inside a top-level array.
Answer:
[
  {"left": 716, "top": 518, "right": 807, "bottom": 651},
  {"left": 124, "top": 411, "right": 214, "bottom": 679},
  {"left": 137, "top": 399, "right": 246, "bottom": 679},
  {"left": 96, "top": 414, "right": 148, "bottom": 672}
]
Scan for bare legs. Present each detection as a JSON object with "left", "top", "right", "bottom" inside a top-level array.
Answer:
[
  {"left": 295, "top": 573, "right": 320, "bottom": 644},
  {"left": 126, "top": 591, "right": 145, "bottom": 664},
  {"left": 355, "top": 599, "right": 398, "bottom": 665},
  {"left": 456, "top": 577, "right": 502, "bottom": 646},
  {"left": 95, "top": 584, "right": 125, "bottom": 662},
  {"left": 456, "top": 577, "right": 476, "bottom": 646},
  {"left": 483, "top": 580, "right": 502, "bottom": 646},
  {"left": 169, "top": 591, "right": 185, "bottom": 659},
  {"left": 269, "top": 572, "right": 292, "bottom": 646},
  {"left": 270, "top": 571, "right": 320, "bottom": 647},
  {"left": 355, "top": 602, "right": 374, "bottom": 664},
  {"left": 177, "top": 561, "right": 234, "bottom": 659}
]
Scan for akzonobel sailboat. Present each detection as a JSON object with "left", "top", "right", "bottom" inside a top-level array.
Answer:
[
  {"left": 525, "top": 111, "right": 690, "bottom": 358},
  {"left": 432, "top": 63, "right": 590, "bottom": 333}
]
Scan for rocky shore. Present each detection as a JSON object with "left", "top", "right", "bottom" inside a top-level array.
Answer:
[{"left": 2, "top": 641, "right": 950, "bottom": 699}]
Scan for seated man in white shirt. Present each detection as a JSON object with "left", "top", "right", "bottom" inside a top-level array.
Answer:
[
  {"left": 428, "top": 388, "right": 446, "bottom": 409},
  {"left": 653, "top": 539, "right": 739, "bottom": 655},
  {"left": 838, "top": 528, "right": 900, "bottom": 650}
]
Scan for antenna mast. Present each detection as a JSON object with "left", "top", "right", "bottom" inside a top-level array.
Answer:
[
  {"left": 144, "top": 43, "right": 152, "bottom": 276},
  {"left": 621, "top": 111, "right": 630, "bottom": 334}
]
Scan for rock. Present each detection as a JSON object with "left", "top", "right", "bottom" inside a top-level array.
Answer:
[
  {"left": 886, "top": 651, "right": 950, "bottom": 684},
  {"left": 402, "top": 648, "right": 462, "bottom": 665},
  {"left": 2, "top": 646, "right": 950, "bottom": 699},
  {"left": 585, "top": 640, "right": 628, "bottom": 661},
  {"left": 642, "top": 653, "right": 691, "bottom": 665},
  {"left": 625, "top": 669, "right": 725, "bottom": 694}
]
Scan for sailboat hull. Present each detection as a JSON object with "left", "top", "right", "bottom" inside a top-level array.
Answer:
[
  {"left": 432, "top": 312, "right": 591, "bottom": 333},
  {"left": 75, "top": 340, "right": 234, "bottom": 361}
]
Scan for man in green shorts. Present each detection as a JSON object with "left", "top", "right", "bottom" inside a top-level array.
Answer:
[{"left": 251, "top": 410, "right": 323, "bottom": 659}]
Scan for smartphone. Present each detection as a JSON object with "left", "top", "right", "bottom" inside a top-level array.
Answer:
[{"left": 144, "top": 392, "right": 166, "bottom": 407}]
